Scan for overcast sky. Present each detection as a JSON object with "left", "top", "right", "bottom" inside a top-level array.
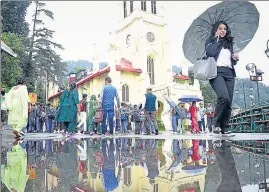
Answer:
[{"left": 26, "top": 1, "right": 269, "bottom": 85}]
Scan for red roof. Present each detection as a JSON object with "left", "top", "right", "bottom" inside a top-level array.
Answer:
[
  {"left": 48, "top": 66, "right": 110, "bottom": 101},
  {"left": 115, "top": 58, "right": 142, "bottom": 73},
  {"left": 173, "top": 73, "right": 190, "bottom": 80}
]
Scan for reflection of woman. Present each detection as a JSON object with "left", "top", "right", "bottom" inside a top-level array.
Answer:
[
  {"left": 6, "top": 77, "right": 30, "bottom": 137},
  {"left": 55, "top": 82, "right": 79, "bottom": 135},
  {"left": 1, "top": 144, "right": 28, "bottom": 192},
  {"left": 205, "top": 21, "right": 238, "bottom": 135}
]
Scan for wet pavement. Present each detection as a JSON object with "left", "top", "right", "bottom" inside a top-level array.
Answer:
[{"left": 1, "top": 136, "right": 269, "bottom": 192}]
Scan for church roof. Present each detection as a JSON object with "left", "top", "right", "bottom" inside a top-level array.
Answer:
[
  {"left": 48, "top": 66, "right": 110, "bottom": 101},
  {"left": 173, "top": 73, "right": 190, "bottom": 80},
  {"left": 115, "top": 58, "right": 142, "bottom": 73}
]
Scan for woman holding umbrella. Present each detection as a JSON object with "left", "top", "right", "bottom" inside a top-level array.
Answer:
[
  {"left": 205, "top": 21, "right": 238, "bottom": 135},
  {"left": 182, "top": 2, "right": 259, "bottom": 136}
]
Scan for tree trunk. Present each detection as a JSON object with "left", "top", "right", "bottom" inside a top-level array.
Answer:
[{"left": 26, "top": 2, "right": 38, "bottom": 91}]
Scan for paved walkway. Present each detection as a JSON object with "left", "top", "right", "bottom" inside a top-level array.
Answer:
[{"left": 1, "top": 129, "right": 269, "bottom": 141}]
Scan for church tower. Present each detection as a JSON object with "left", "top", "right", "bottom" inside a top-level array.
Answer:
[{"left": 109, "top": 1, "right": 170, "bottom": 89}]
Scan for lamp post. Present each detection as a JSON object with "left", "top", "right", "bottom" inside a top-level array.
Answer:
[
  {"left": 265, "top": 39, "right": 269, "bottom": 58},
  {"left": 246, "top": 63, "right": 264, "bottom": 105},
  {"left": 235, "top": 81, "right": 253, "bottom": 109}
]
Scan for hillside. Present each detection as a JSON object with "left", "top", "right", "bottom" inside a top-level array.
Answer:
[{"left": 65, "top": 60, "right": 108, "bottom": 74}]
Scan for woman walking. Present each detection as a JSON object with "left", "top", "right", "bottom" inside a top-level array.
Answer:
[
  {"left": 189, "top": 101, "right": 200, "bottom": 133},
  {"left": 55, "top": 82, "right": 79, "bottom": 136},
  {"left": 6, "top": 77, "right": 30, "bottom": 138},
  {"left": 87, "top": 95, "right": 100, "bottom": 135},
  {"left": 205, "top": 21, "right": 239, "bottom": 135}
]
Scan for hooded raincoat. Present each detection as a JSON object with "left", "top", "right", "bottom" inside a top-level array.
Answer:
[
  {"left": 6, "top": 85, "right": 30, "bottom": 132},
  {"left": 87, "top": 95, "right": 99, "bottom": 133}
]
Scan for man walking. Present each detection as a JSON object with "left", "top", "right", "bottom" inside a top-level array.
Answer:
[
  {"left": 100, "top": 77, "right": 120, "bottom": 135},
  {"left": 198, "top": 103, "right": 206, "bottom": 133},
  {"left": 142, "top": 87, "right": 158, "bottom": 135},
  {"left": 206, "top": 103, "right": 215, "bottom": 133},
  {"left": 178, "top": 102, "right": 187, "bottom": 134}
]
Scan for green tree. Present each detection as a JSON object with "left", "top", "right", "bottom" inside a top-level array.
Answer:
[
  {"left": 200, "top": 81, "right": 217, "bottom": 105},
  {"left": 1, "top": 1, "right": 31, "bottom": 37},
  {"left": 188, "top": 69, "right": 194, "bottom": 85},
  {"left": 26, "top": 1, "right": 67, "bottom": 97},
  {"left": 1, "top": 33, "right": 24, "bottom": 90}
]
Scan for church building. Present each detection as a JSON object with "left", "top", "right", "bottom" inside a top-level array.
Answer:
[{"left": 48, "top": 1, "right": 203, "bottom": 130}]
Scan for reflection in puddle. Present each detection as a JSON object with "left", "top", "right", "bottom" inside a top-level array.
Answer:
[{"left": 1, "top": 138, "right": 269, "bottom": 192}]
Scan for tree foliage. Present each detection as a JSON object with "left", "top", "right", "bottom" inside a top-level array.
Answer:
[
  {"left": 1, "top": 1, "right": 31, "bottom": 37},
  {"left": 233, "top": 78, "right": 269, "bottom": 108},
  {"left": 26, "top": 1, "right": 67, "bottom": 100},
  {"left": 1, "top": 1, "right": 66, "bottom": 103},
  {"left": 199, "top": 81, "right": 217, "bottom": 105},
  {"left": 1, "top": 33, "right": 24, "bottom": 90}
]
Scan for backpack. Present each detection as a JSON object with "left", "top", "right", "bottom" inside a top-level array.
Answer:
[
  {"left": 132, "top": 109, "right": 141, "bottom": 122},
  {"left": 121, "top": 113, "right": 128, "bottom": 121},
  {"left": 94, "top": 107, "right": 103, "bottom": 123},
  {"left": 139, "top": 111, "right": 146, "bottom": 121},
  {"left": 79, "top": 100, "right": 85, "bottom": 111},
  {"left": 121, "top": 108, "right": 128, "bottom": 121}
]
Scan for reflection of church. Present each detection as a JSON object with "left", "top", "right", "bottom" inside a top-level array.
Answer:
[{"left": 48, "top": 0, "right": 202, "bottom": 130}]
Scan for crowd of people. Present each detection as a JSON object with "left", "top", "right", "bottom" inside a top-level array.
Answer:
[
  {"left": 55, "top": 76, "right": 160, "bottom": 136},
  {"left": 1, "top": 75, "right": 218, "bottom": 138},
  {"left": 170, "top": 102, "right": 215, "bottom": 134}
]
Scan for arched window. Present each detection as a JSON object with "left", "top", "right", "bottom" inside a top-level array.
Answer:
[
  {"left": 123, "top": 1, "right": 127, "bottom": 18},
  {"left": 122, "top": 84, "right": 129, "bottom": 102},
  {"left": 147, "top": 56, "right": 155, "bottom": 85},
  {"left": 151, "top": 0, "right": 157, "bottom": 14},
  {"left": 141, "top": 1, "right": 147, "bottom": 11},
  {"left": 130, "top": 1, "right": 133, "bottom": 13}
]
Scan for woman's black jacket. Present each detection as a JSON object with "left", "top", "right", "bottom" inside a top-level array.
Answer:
[{"left": 205, "top": 37, "right": 237, "bottom": 77}]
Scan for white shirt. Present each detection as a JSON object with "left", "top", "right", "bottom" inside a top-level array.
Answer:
[{"left": 217, "top": 48, "right": 232, "bottom": 68}]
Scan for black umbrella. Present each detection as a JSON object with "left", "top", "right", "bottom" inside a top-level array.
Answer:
[{"left": 183, "top": 1, "right": 259, "bottom": 64}]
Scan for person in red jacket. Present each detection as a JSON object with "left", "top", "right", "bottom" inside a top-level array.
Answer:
[{"left": 189, "top": 101, "right": 200, "bottom": 133}]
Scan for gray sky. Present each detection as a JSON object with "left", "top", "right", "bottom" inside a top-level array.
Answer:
[{"left": 26, "top": 1, "right": 269, "bottom": 85}]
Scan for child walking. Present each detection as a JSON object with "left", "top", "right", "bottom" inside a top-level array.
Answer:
[
  {"left": 132, "top": 104, "right": 141, "bottom": 134},
  {"left": 120, "top": 103, "right": 128, "bottom": 134}
]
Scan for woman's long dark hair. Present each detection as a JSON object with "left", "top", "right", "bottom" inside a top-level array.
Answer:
[{"left": 210, "top": 21, "right": 234, "bottom": 50}]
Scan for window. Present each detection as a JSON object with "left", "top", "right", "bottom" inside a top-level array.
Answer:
[
  {"left": 151, "top": 0, "right": 157, "bottom": 14},
  {"left": 123, "top": 1, "right": 127, "bottom": 18},
  {"left": 147, "top": 56, "right": 155, "bottom": 85},
  {"left": 130, "top": 1, "right": 133, "bottom": 13},
  {"left": 122, "top": 84, "right": 129, "bottom": 102},
  {"left": 141, "top": 1, "right": 146, "bottom": 11}
]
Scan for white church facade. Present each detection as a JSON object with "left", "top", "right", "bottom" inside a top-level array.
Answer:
[{"left": 48, "top": 1, "right": 203, "bottom": 130}]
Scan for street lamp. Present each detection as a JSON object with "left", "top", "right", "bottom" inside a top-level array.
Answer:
[
  {"left": 235, "top": 81, "right": 254, "bottom": 109},
  {"left": 265, "top": 39, "right": 269, "bottom": 58},
  {"left": 246, "top": 63, "right": 263, "bottom": 104}
]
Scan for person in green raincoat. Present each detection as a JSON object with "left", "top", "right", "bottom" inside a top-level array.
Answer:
[
  {"left": 5, "top": 77, "right": 31, "bottom": 137},
  {"left": 87, "top": 94, "right": 100, "bottom": 134},
  {"left": 1, "top": 143, "right": 29, "bottom": 192},
  {"left": 55, "top": 82, "right": 80, "bottom": 134}
]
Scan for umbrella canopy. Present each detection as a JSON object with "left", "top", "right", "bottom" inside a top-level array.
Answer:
[
  {"left": 179, "top": 95, "right": 203, "bottom": 103},
  {"left": 1, "top": 40, "right": 17, "bottom": 57},
  {"left": 183, "top": 1, "right": 259, "bottom": 64},
  {"left": 182, "top": 165, "right": 207, "bottom": 174}
]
